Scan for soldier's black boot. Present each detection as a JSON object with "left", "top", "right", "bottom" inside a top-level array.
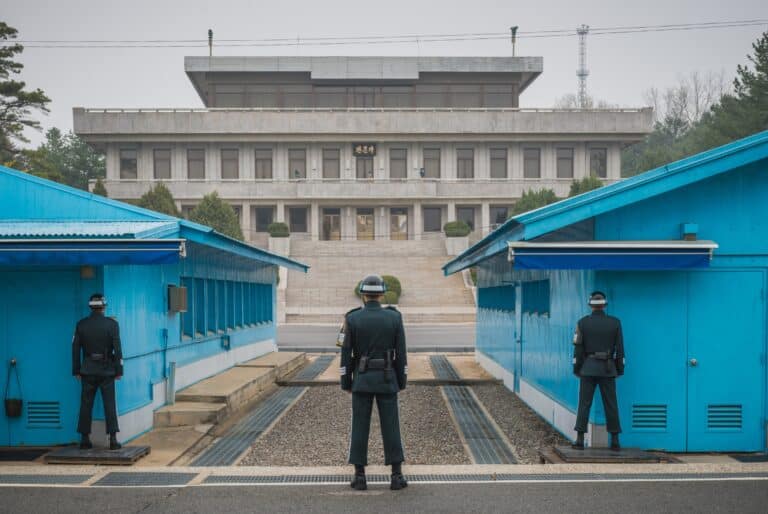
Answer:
[
  {"left": 109, "top": 433, "right": 122, "bottom": 451},
  {"left": 390, "top": 462, "right": 408, "bottom": 491},
  {"left": 79, "top": 434, "right": 93, "bottom": 450},
  {"left": 350, "top": 465, "right": 367, "bottom": 491},
  {"left": 571, "top": 432, "right": 585, "bottom": 450},
  {"left": 610, "top": 433, "right": 621, "bottom": 451}
]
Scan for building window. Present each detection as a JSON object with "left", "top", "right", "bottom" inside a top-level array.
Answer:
[
  {"left": 153, "top": 149, "right": 171, "bottom": 179},
  {"left": 181, "top": 205, "right": 195, "bottom": 220},
  {"left": 556, "top": 148, "right": 574, "bottom": 178},
  {"left": 490, "top": 206, "right": 509, "bottom": 227},
  {"left": 415, "top": 85, "right": 446, "bottom": 108},
  {"left": 484, "top": 85, "right": 514, "bottom": 108},
  {"left": 352, "top": 87, "right": 375, "bottom": 108},
  {"left": 490, "top": 148, "right": 507, "bottom": 179},
  {"left": 523, "top": 148, "right": 540, "bottom": 178},
  {"left": 119, "top": 149, "right": 137, "bottom": 179},
  {"left": 381, "top": 86, "right": 413, "bottom": 108},
  {"left": 423, "top": 148, "right": 441, "bottom": 178},
  {"left": 288, "top": 149, "right": 306, "bottom": 179},
  {"left": 315, "top": 87, "right": 346, "bottom": 108},
  {"left": 457, "top": 206, "right": 475, "bottom": 231},
  {"left": 255, "top": 149, "right": 272, "bottom": 179},
  {"left": 255, "top": 207, "right": 274, "bottom": 232},
  {"left": 356, "top": 156, "right": 374, "bottom": 179},
  {"left": 451, "top": 85, "right": 482, "bottom": 108},
  {"left": 590, "top": 147, "right": 608, "bottom": 178},
  {"left": 322, "top": 148, "right": 340, "bottom": 179},
  {"left": 248, "top": 85, "right": 279, "bottom": 108},
  {"left": 187, "top": 148, "right": 206, "bottom": 179},
  {"left": 281, "top": 85, "right": 312, "bottom": 108},
  {"left": 522, "top": 279, "right": 550, "bottom": 315},
  {"left": 423, "top": 207, "right": 442, "bottom": 232},
  {"left": 214, "top": 85, "right": 245, "bottom": 107},
  {"left": 390, "top": 148, "right": 407, "bottom": 179},
  {"left": 289, "top": 207, "right": 308, "bottom": 233},
  {"left": 457, "top": 148, "right": 474, "bottom": 179},
  {"left": 221, "top": 148, "right": 239, "bottom": 179}
]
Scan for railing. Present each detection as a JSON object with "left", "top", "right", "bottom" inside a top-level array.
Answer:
[{"left": 79, "top": 107, "right": 652, "bottom": 114}]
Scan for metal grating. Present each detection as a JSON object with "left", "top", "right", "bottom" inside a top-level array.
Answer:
[
  {"left": 430, "top": 355, "right": 461, "bottom": 380},
  {"left": 291, "top": 355, "right": 335, "bottom": 381},
  {"left": 192, "top": 355, "right": 335, "bottom": 467},
  {"left": 708, "top": 404, "right": 742, "bottom": 430},
  {"left": 93, "top": 472, "right": 197, "bottom": 487},
  {"left": 444, "top": 385, "right": 516, "bottom": 464},
  {"left": 0, "top": 474, "right": 91, "bottom": 485},
  {"left": 632, "top": 404, "right": 667, "bottom": 431},
  {"left": 27, "top": 401, "right": 61, "bottom": 429}
]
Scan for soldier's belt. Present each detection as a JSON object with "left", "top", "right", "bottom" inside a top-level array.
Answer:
[
  {"left": 366, "top": 358, "right": 387, "bottom": 370},
  {"left": 88, "top": 353, "right": 108, "bottom": 361},
  {"left": 587, "top": 352, "right": 611, "bottom": 360}
]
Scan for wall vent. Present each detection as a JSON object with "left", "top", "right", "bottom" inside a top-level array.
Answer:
[
  {"left": 632, "top": 404, "right": 667, "bottom": 431},
  {"left": 707, "top": 404, "right": 742, "bottom": 430},
  {"left": 27, "top": 401, "right": 61, "bottom": 429}
]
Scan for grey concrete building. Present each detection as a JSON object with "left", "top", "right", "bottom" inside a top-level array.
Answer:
[{"left": 74, "top": 56, "right": 653, "bottom": 245}]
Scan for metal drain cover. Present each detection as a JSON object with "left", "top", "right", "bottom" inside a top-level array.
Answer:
[
  {"left": 93, "top": 472, "right": 196, "bottom": 487},
  {"left": 0, "top": 474, "right": 91, "bottom": 485}
]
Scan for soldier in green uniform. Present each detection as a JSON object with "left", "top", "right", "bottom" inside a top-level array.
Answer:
[
  {"left": 72, "top": 293, "right": 123, "bottom": 450},
  {"left": 340, "top": 275, "right": 408, "bottom": 491},
  {"left": 572, "top": 291, "right": 625, "bottom": 451}
]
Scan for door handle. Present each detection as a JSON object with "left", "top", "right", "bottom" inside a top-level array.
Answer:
[{"left": 689, "top": 358, "right": 698, "bottom": 367}]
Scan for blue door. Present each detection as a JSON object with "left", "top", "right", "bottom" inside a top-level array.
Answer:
[
  {"left": 608, "top": 271, "right": 689, "bottom": 451},
  {"left": 0, "top": 270, "right": 82, "bottom": 446},
  {"left": 686, "top": 270, "right": 765, "bottom": 451}
]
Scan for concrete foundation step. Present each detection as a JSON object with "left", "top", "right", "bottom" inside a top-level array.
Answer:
[
  {"left": 236, "top": 351, "right": 306, "bottom": 380},
  {"left": 153, "top": 402, "right": 228, "bottom": 428}
]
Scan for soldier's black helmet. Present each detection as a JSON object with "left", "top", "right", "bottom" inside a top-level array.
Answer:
[
  {"left": 88, "top": 293, "right": 107, "bottom": 308},
  {"left": 358, "top": 274, "right": 387, "bottom": 295},
  {"left": 588, "top": 291, "right": 607, "bottom": 307}
]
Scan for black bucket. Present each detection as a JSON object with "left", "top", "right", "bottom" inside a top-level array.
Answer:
[{"left": 4, "top": 398, "right": 22, "bottom": 418}]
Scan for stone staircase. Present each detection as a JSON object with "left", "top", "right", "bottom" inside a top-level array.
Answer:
[{"left": 286, "top": 239, "right": 475, "bottom": 324}]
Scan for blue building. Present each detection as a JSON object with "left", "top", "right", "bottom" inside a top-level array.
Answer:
[
  {"left": 0, "top": 165, "right": 306, "bottom": 446},
  {"left": 444, "top": 131, "right": 768, "bottom": 452}
]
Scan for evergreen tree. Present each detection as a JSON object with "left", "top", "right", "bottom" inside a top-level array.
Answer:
[
  {"left": 569, "top": 176, "right": 604, "bottom": 197},
  {"left": 92, "top": 178, "right": 108, "bottom": 197},
  {"left": 189, "top": 192, "right": 244, "bottom": 240},
  {"left": 512, "top": 188, "right": 559, "bottom": 216},
  {"left": 136, "top": 183, "right": 180, "bottom": 217},
  {"left": 0, "top": 22, "right": 50, "bottom": 160},
  {"left": 20, "top": 128, "right": 105, "bottom": 189}
]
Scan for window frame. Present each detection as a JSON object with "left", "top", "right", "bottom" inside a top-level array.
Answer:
[
  {"left": 254, "top": 148, "right": 273, "bottom": 180},
  {"left": 322, "top": 148, "right": 341, "bottom": 179},
  {"left": 423, "top": 206, "right": 442, "bottom": 232},
  {"left": 422, "top": 148, "right": 441, "bottom": 178},
  {"left": 119, "top": 148, "right": 138, "bottom": 179},
  {"left": 187, "top": 148, "right": 206, "bottom": 180},
  {"left": 389, "top": 148, "right": 408, "bottom": 179},
  {"left": 221, "top": 148, "right": 240, "bottom": 180},
  {"left": 590, "top": 147, "right": 608, "bottom": 178},
  {"left": 289, "top": 206, "right": 308, "bottom": 233},
  {"left": 288, "top": 148, "right": 307, "bottom": 180},
  {"left": 255, "top": 207, "right": 274, "bottom": 232},
  {"left": 456, "top": 148, "right": 475, "bottom": 179},
  {"left": 523, "top": 147, "right": 541, "bottom": 179},
  {"left": 556, "top": 147, "right": 574, "bottom": 179},
  {"left": 153, "top": 148, "right": 171, "bottom": 180},
  {"left": 489, "top": 147, "right": 508, "bottom": 179}
]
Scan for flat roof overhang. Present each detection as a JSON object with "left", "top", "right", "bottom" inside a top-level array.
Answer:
[
  {"left": 507, "top": 240, "right": 719, "bottom": 271},
  {"left": 0, "top": 239, "right": 186, "bottom": 266}
]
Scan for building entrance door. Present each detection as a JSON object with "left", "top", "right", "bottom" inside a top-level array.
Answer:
[
  {"left": 0, "top": 270, "right": 82, "bottom": 446},
  {"left": 356, "top": 208, "right": 375, "bottom": 240},
  {"left": 685, "top": 271, "right": 764, "bottom": 451},
  {"left": 322, "top": 208, "right": 341, "bottom": 241},
  {"left": 356, "top": 157, "right": 374, "bottom": 179},
  {"left": 390, "top": 208, "right": 408, "bottom": 240}
]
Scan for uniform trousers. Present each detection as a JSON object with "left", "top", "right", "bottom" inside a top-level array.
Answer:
[
  {"left": 574, "top": 376, "right": 621, "bottom": 434},
  {"left": 348, "top": 392, "right": 404, "bottom": 466},
  {"left": 77, "top": 375, "right": 119, "bottom": 435}
]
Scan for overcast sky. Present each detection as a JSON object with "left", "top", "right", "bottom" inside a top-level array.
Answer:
[{"left": 2, "top": 0, "right": 766, "bottom": 147}]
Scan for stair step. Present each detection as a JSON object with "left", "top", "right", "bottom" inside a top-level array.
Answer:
[
  {"left": 175, "top": 366, "right": 276, "bottom": 410},
  {"left": 153, "top": 401, "right": 228, "bottom": 428}
]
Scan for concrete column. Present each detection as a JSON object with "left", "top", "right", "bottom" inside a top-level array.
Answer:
[
  {"left": 241, "top": 203, "right": 252, "bottom": 242},
  {"left": 477, "top": 144, "right": 489, "bottom": 180},
  {"left": 241, "top": 144, "right": 254, "bottom": 181},
  {"left": 413, "top": 202, "right": 422, "bottom": 240},
  {"left": 447, "top": 202, "right": 457, "bottom": 222},
  {"left": 510, "top": 143, "right": 522, "bottom": 180},
  {"left": 138, "top": 144, "right": 152, "bottom": 180},
  {"left": 444, "top": 144, "right": 455, "bottom": 180},
  {"left": 574, "top": 143, "right": 587, "bottom": 179},
  {"left": 481, "top": 202, "right": 491, "bottom": 236},
  {"left": 106, "top": 144, "right": 118, "bottom": 180},
  {"left": 276, "top": 201, "right": 286, "bottom": 222},
  {"left": 172, "top": 144, "right": 185, "bottom": 181},
  {"left": 345, "top": 206, "right": 355, "bottom": 240},
  {"left": 207, "top": 143, "right": 220, "bottom": 181},
  {"left": 275, "top": 144, "right": 288, "bottom": 182},
  {"left": 375, "top": 206, "right": 389, "bottom": 240},
  {"left": 310, "top": 202, "right": 320, "bottom": 241},
  {"left": 609, "top": 143, "right": 622, "bottom": 180}
]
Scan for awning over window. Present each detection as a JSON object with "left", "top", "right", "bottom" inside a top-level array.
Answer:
[
  {"left": 0, "top": 239, "right": 186, "bottom": 266},
  {"left": 507, "top": 241, "right": 718, "bottom": 270}
]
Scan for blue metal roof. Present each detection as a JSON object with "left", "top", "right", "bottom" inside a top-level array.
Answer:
[
  {"left": 0, "top": 165, "right": 308, "bottom": 272},
  {"left": 0, "top": 220, "right": 178, "bottom": 239},
  {"left": 444, "top": 129, "right": 768, "bottom": 275}
]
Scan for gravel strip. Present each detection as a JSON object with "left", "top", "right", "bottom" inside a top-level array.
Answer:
[
  {"left": 472, "top": 384, "right": 568, "bottom": 464},
  {"left": 240, "top": 385, "right": 470, "bottom": 466}
]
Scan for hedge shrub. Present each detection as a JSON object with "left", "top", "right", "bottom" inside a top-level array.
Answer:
[
  {"left": 267, "top": 222, "right": 290, "bottom": 237},
  {"left": 443, "top": 220, "right": 471, "bottom": 237}
]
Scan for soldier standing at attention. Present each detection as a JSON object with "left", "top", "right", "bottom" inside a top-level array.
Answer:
[
  {"left": 72, "top": 293, "right": 123, "bottom": 450},
  {"left": 340, "top": 275, "right": 408, "bottom": 491},
  {"left": 572, "top": 291, "right": 625, "bottom": 451}
]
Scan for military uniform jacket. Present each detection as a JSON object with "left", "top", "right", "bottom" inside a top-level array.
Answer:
[
  {"left": 72, "top": 312, "right": 123, "bottom": 377},
  {"left": 572, "top": 310, "right": 625, "bottom": 377},
  {"left": 340, "top": 301, "right": 407, "bottom": 394}
]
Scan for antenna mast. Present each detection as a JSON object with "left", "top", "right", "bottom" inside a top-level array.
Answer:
[{"left": 576, "top": 24, "right": 589, "bottom": 108}]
